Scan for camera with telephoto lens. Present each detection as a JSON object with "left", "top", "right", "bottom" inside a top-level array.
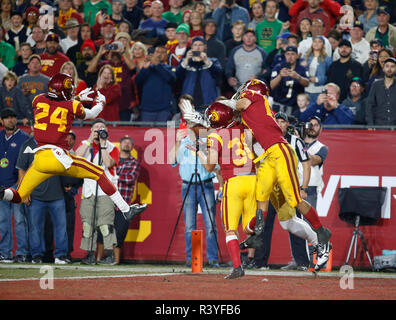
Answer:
[
  {"left": 96, "top": 129, "right": 108, "bottom": 140},
  {"left": 287, "top": 121, "right": 313, "bottom": 139}
]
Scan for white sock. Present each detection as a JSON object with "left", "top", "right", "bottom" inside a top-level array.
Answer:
[
  {"left": 280, "top": 216, "right": 318, "bottom": 246},
  {"left": 109, "top": 191, "right": 129, "bottom": 213},
  {"left": 3, "top": 189, "right": 14, "bottom": 201}
]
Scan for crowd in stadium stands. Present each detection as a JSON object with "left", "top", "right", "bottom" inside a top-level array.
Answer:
[
  {"left": 0, "top": 0, "right": 394, "bottom": 126},
  {"left": 1, "top": 0, "right": 396, "bottom": 263}
]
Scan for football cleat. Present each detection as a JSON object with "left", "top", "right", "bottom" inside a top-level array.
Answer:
[
  {"left": 314, "top": 242, "right": 332, "bottom": 272},
  {"left": 254, "top": 209, "right": 265, "bottom": 236},
  {"left": 224, "top": 266, "right": 245, "bottom": 280},
  {"left": 122, "top": 203, "right": 148, "bottom": 222},
  {"left": 315, "top": 226, "right": 332, "bottom": 244},
  {"left": 240, "top": 234, "right": 263, "bottom": 250}
]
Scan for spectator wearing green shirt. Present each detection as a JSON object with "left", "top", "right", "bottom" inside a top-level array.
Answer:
[
  {"left": 84, "top": 0, "right": 113, "bottom": 26},
  {"left": 256, "top": 0, "right": 289, "bottom": 54},
  {"left": 162, "top": 0, "right": 183, "bottom": 24},
  {"left": 0, "top": 29, "right": 16, "bottom": 69}
]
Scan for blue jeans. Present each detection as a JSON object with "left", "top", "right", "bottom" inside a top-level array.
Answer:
[
  {"left": 0, "top": 197, "right": 29, "bottom": 258},
  {"left": 27, "top": 198, "right": 68, "bottom": 258},
  {"left": 182, "top": 179, "right": 218, "bottom": 262}
]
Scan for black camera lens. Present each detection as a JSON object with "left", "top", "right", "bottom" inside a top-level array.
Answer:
[{"left": 96, "top": 129, "right": 108, "bottom": 139}]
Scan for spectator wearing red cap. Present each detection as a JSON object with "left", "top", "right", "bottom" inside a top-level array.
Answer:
[
  {"left": 58, "top": 0, "right": 84, "bottom": 30},
  {"left": 94, "top": 19, "right": 116, "bottom": 47},
  {"left": 83, "top": 0, "right": 112, "bottom": 26},
  {"left": 39, "top": 33, "right": 70, "bottom": 77},
  {"left": 77, "top": 39, "right": 98, "bottom": 87},
  {"left": 25, "top": 6, "right": 39, "bottom": 30}
]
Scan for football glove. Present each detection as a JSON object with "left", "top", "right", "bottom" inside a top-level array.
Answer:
[
  {"left": 77, "top": 87, "right": 94, "bottom": 102},
  {"left": 180, "top": 99, "right": 210, "bottom": 128}
]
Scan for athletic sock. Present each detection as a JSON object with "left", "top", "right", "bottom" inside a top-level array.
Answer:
[
  {"left": 226, "top": 235, "right": 241, "bottom": 269},
  {"left": 245, "top": 217, "right": 256, "bottom": 234},
  {"left": 109, "top": 191, "right": 130, "bottom": 213},
  {"left": 303, "top": 206, "right": 322, "bottom": 230}
]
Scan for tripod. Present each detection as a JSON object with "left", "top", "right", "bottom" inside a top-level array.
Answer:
[
  {"left": 344, "top": 215, "right": 374, "bottom": 269},
  {"left": 165, "top": 137, "right": 223, "bottom": 263}
]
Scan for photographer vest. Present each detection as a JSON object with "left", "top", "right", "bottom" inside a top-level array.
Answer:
[
  {"left": 81, "top": 140, "right": 119, "bottom": 198},
  {"left": 306, "top": 140, "right": 325, "bottom": 191}
]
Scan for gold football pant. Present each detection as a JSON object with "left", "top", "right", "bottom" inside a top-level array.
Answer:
[
  {"left": 14, "top": 149, "right": 116, "bottom": 203},
  {"left": 256, "top": 143, "right": 302, "bottom": 211},
  {"left": 221, "top": 175, "right": 257, "bottom": 232}
]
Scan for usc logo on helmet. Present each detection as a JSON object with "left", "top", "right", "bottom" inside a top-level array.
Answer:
[
  {"left": 210, "top": 111, "right": 220, "bottom": 122},
  {"left": 63, "top": 78, "right": 72, "bottom": 89}
]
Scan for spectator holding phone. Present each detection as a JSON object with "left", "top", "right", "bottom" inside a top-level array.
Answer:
[
  {"left": 270, "top": 45, "right": 310, "bottom": 115},
  {"left": 176, "top": 36, "right": 222, "bottom": 111},
  {"left": 300, "top": 83, "right": 354, "bottom": 125}
]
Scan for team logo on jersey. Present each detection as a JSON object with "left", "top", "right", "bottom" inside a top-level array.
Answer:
[
  {"left": 261, "top": 27, "right": 273, "bottom": 39},
  {"left": 63, "top": 78, "right": 72, "bottom": 89},
  {"left": 0, "top": 158, "right": 9, "bottom": 168}
]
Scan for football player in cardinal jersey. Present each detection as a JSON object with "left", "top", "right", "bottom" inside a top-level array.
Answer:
[
  {"left": 183, "top": 79, "right": 332, "bottom": 272},
  {"left": 182, "top": 99, "right": 264, "bottom": 279},
  {"left": 0, "top": 73, "right": 147, "bottom": 222}
]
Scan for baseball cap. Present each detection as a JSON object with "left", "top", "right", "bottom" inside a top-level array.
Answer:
[
  {"left": 370, "top": 38, "right": 383, "bottom": 47},
  {"left": 28, "top": 54, "right": 42, "bottom": 64},
  {"left": 275, "top": 111, "right": 289, "bottom": 122},
  {"left": 285, "top": 45, "right": 298, "bottom": 53},
  {"left": 384, "top": 57, "right": 396, "bottom": 65},
  {"left": 276, "top": 32, "right": 291, "bottom": 40},
  {"left": 102, "top": 19, "right": 115, "bottom": 27},
  {"left": 165, "top": 22, "right": 178, "bottom": 30},
  {"left": 351, "top": 76, "right": 363, "bottom": 85},
  {"left": 377, "top": 6, "right": 390, "bottom": 16},
  {"left": 353, "top": 21, "right": 364, "bottom": 31},
  {"left": 0, "top": 108, "right": 17, "bottom": 119},
  {"left": 244, "top": 28, "right": 256, "bottom": 36},
  {"left": 338, "top": 39, "right": 352, "bottom": 48},
  {"left": 308, "top": 116, "right": 321, "bottom": 126},
  {"left": 191, "top": 36, "right": 206, "bottom": 45},
  {"left": 46, "top": 33, "right": 59, "bottom": 42},
  {"left": 143, "top": 0, "right": 152, "bottom": 8}
]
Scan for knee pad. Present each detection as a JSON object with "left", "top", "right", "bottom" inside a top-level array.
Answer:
[
  {"left": 82, "top": 222, "right": 92, "bottom": 238},
  {"left": 99, "top": 224, "right": 113, "bottom": 237}
]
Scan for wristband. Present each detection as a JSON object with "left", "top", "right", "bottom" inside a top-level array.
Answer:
[{"left": 301, "top": 187, "right": 308, "bottom": 193}]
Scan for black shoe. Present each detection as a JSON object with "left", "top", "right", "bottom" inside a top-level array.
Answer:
[
  {"left": 0, "top": 186, "right": 5, "bottom": 201},
  {"left": 254, "top": 209, "right": 265, "bottom": 235},
  {"left": 31, "top": 255, "right": 43, "bottom": 264},
  {"left": 14, "top": 255, "right": 29, "bottom": 263},
  {"left": 98, "top": 255, "right": 117, "bottom": 265},
  {"left": 247, "top": 260, "right": 259, "bottom": 269},
  {"left": 240, "top": 234, "right": 263, "bottom": 250},
  {"left": 122, "top": 203, "right": 148, "bottom": 222},
  {"left": 81, "top": 252, "right": 96, "bottom": 265},
  {"left": 224, "top": 266, "right": 245, "bottom": 279},
  {"left": 315, "top": 226, "right": 332, "bottom": 244}
]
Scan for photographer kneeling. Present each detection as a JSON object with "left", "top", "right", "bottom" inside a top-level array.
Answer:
[{"left": 75, "top": 119, "right": 119, "bottom": 265}]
